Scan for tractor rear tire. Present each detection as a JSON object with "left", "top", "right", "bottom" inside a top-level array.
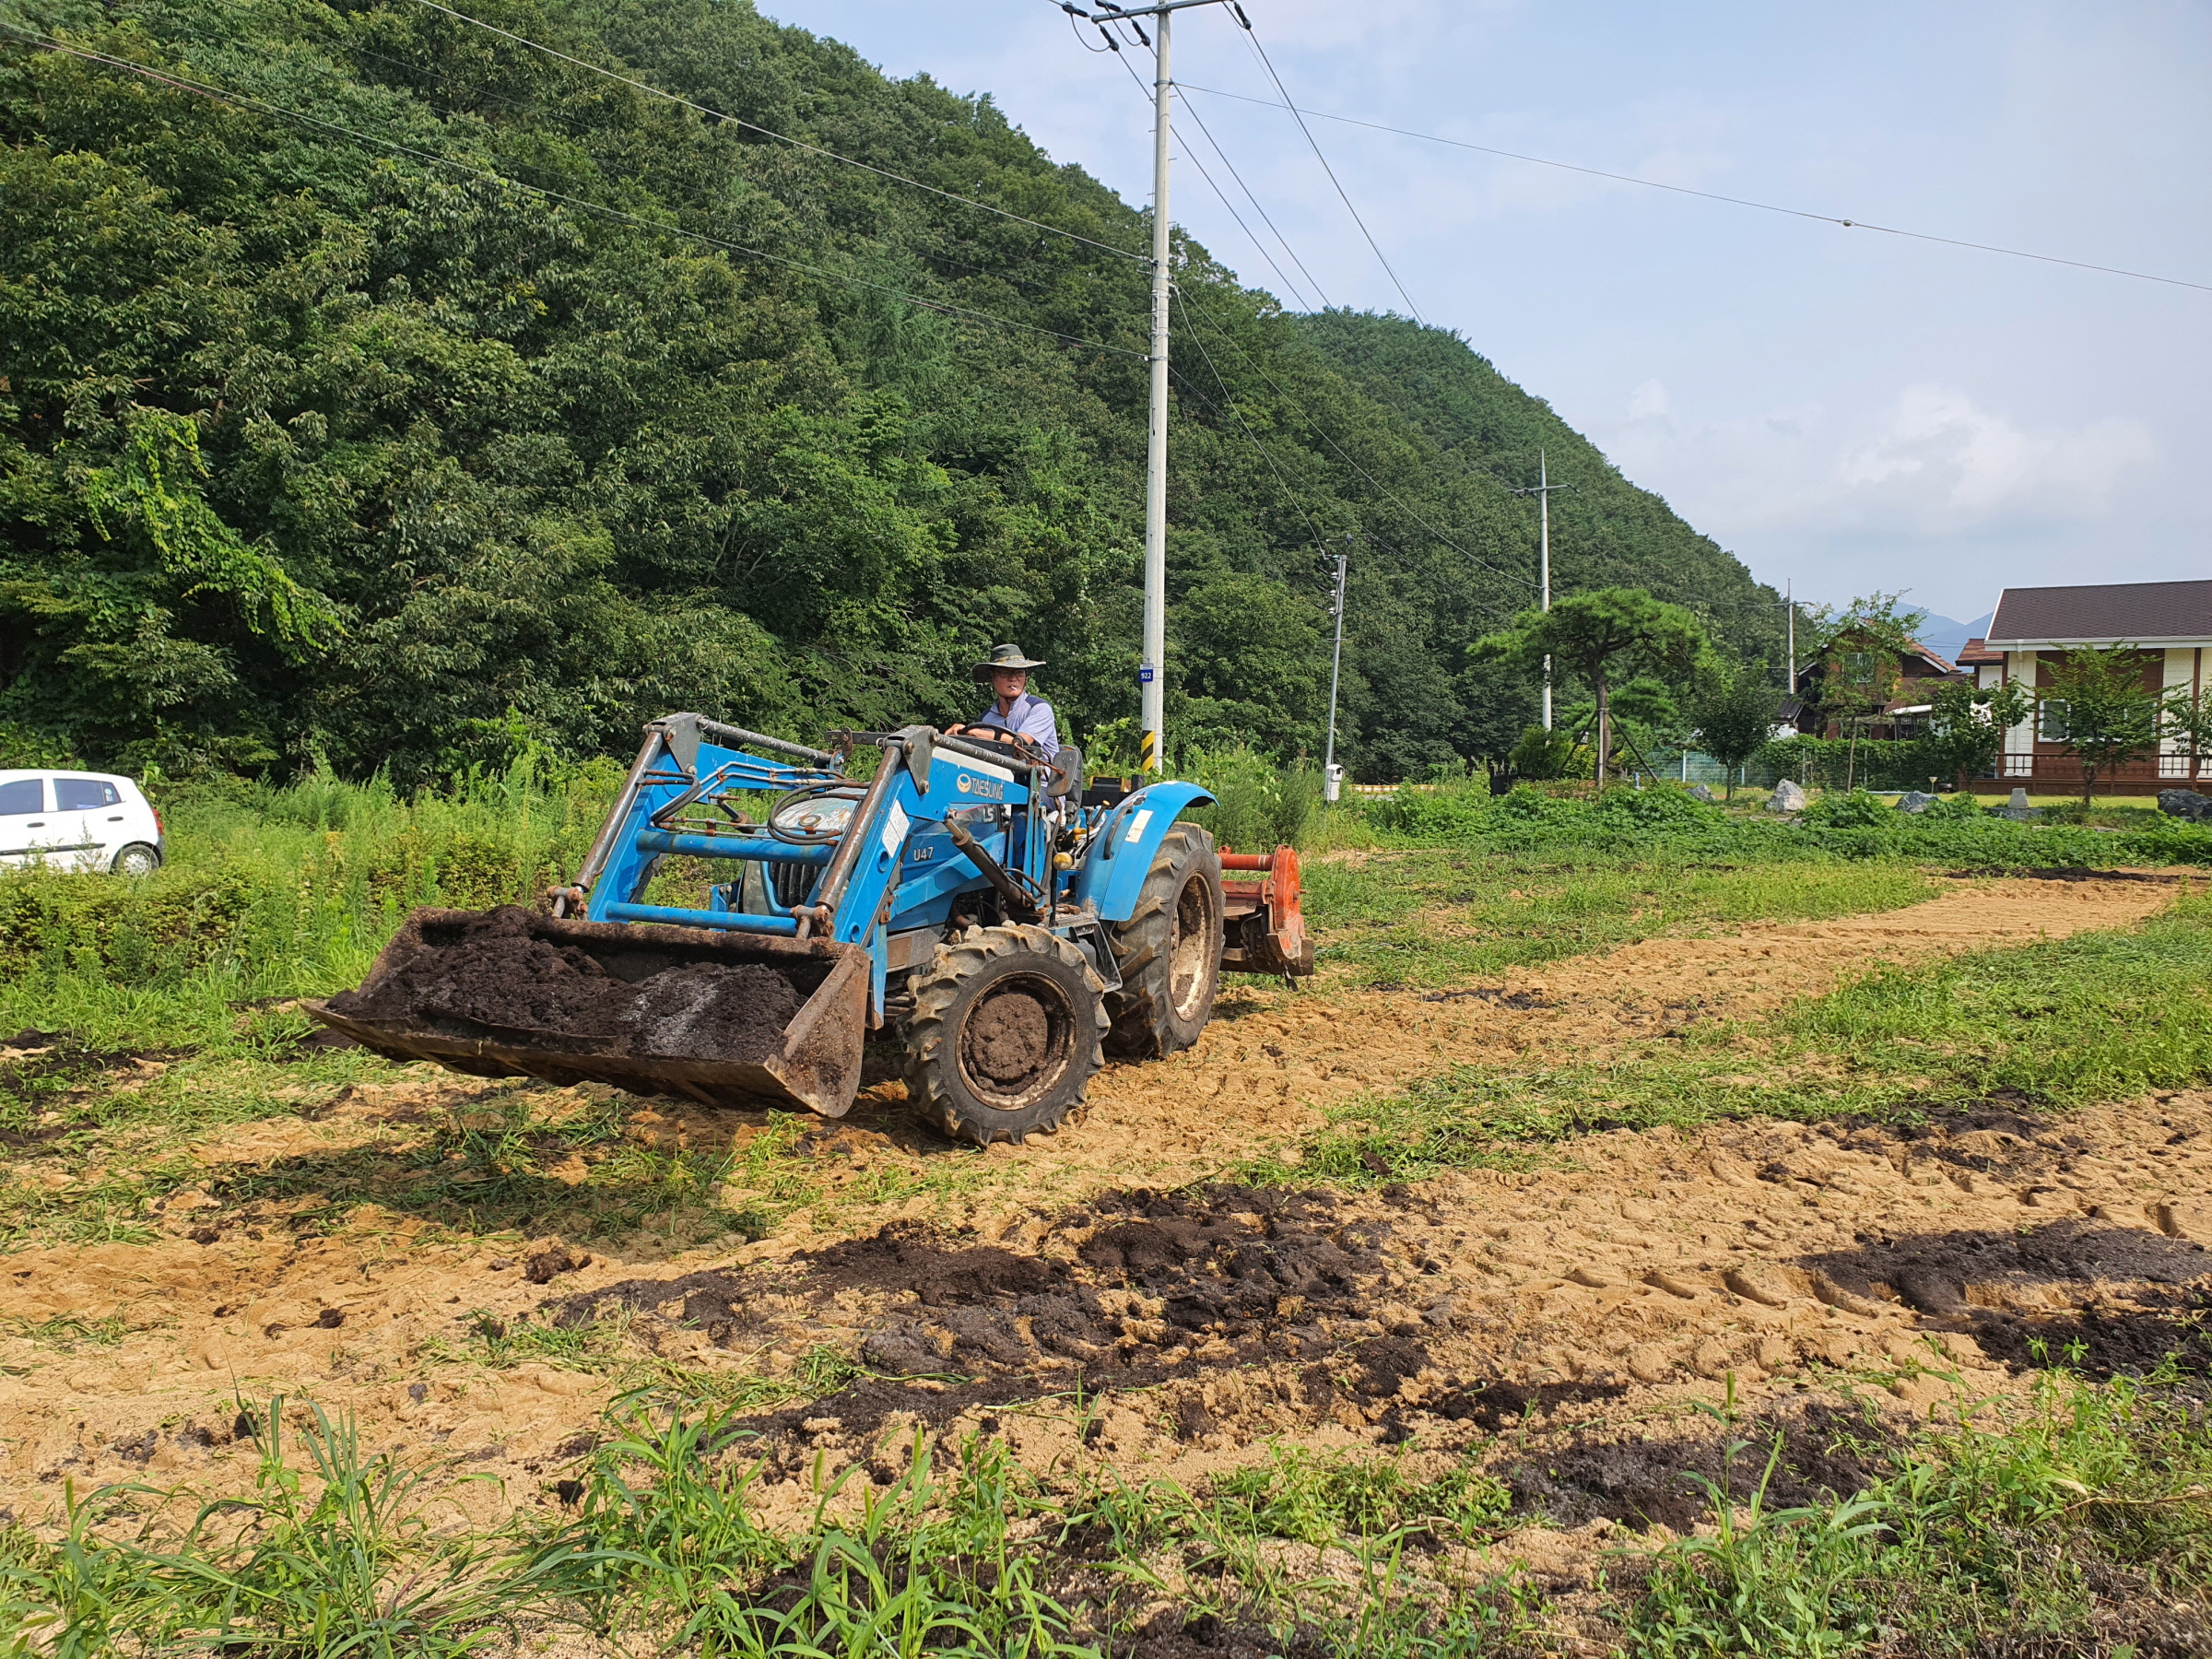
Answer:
[
  {"left": 1104, "top": 823, "right": 1224, "bottom": 1058},
  {"left": 904, "top": 924, "right": 1109, "bottom": 1147}
]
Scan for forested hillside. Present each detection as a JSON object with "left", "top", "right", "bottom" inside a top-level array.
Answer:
[{"left": 1, "top": 0, "right": 1784, "bottom": 783}]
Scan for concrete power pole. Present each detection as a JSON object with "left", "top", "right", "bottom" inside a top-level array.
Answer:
[
  {"left": 1322, "top": 540, "right": 1349, "bottom": 801},
  {"left": 1138, "top": 6, "right": 1173, "bottom": 774},
  {"left": 1511, "top": 450, "right": 1572, "bottom": 729},
  {"left": 1066, "top": 0, "right": 1237, "bottom": 774},
  {"left": 1785, "top": 578, "right": 1795, "bottom": 693}
]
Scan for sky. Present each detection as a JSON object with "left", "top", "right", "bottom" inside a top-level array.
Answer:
[{"left": 765, "top": 0, "right": 2210, "bottom": 626}]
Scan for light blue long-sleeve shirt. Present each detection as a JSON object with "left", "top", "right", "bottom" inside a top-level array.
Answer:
[{"left": 973, "top": 692, "right": 1060, "bottom": 758}]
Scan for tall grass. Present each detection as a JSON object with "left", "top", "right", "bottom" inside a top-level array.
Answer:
[
  {"left": 0, "top": 758, "right": 618, "bottom": 1047},
  {"left": 1634, "top": 1368, "right": 2212, "bottom": 1654},
  {"left": 1183, "top": 746, "right": 1323, "bottom": 853},
  {"left": 4, "top": 1399, "right": 537, "bottom": 1657},
  {"left": 1362, "top": 778, "right": 2212, "bottom": 868}
]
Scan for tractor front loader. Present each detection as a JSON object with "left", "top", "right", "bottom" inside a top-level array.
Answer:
[{"left": 309, "top": 714, "right": 1314, "bottom": 1145}]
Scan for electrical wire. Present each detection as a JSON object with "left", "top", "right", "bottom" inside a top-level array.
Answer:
[
  {"left": 1100, "top": 45, "right": 1321, "bottom": 313},
  {"left": 1180, "top": 79, "right": 2212, "bottom": 296},
  {"left": 407, "top": 0, "right": 1152, "bottom": 265},
  {"left": 1170, "top": 291, "right": 1331, "bottom": 552},
  {"left": 1, "top": 27, "right": 1148, "bottom": 362},
  {"left": 1237, "top": 21, "right": 1426, "bottom": 321},
  {"left": 1171, "top": 87, "right": 1333, "bottom": 308}
]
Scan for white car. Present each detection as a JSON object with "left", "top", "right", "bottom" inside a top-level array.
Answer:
[{"left": 0, "top": 770, "right": 165, "bottom": 875}]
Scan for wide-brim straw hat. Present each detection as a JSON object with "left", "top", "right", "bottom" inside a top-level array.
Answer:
[{"left": 973, "top": 642, "right": 1047, "bottom": 682}]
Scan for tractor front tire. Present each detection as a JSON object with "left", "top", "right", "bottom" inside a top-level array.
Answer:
[
  {"left": 904, "top": 924, "right": 1109, "bottom": 1147},
  {"left": 1104, "top": 823, "right": 1224, "bottom": 1058}
]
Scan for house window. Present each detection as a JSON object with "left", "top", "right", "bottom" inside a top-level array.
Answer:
[{"left": 2038, "top": 699, "right": 2071, "bottom": 742}]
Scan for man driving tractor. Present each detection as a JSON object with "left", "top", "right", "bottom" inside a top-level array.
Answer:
[{"left": 964, "top": 642, "right": 1060, "bottom": 759}]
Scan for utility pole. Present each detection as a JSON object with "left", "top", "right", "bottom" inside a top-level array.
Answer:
[
  {"left": 1510, "top": 450, "right": 1572, "bottom": 729},
  {"left": 1064, "top": 0, "right": 1239, "bottom": 774},
  {"left": 1785, "top": 579, "right": 1795, "bottom": 694},
  {"left": 1322, "top": 538, "right": 1349, "bottom": 802}
]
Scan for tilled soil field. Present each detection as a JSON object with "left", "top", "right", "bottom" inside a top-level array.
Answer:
[{"left": 2, "top": 870, "right": 2206, "bottom": 1636}]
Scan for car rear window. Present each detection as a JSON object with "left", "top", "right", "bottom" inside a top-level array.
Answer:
[
  {"left": 55, "top": 778, "right": 124, "bottom": 811},
  {"left": 0, "top": 780, "right": 42, "bottom": 816}
]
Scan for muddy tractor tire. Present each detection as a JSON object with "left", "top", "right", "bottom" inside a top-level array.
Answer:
[
  {"left": 904, "top": 924, "right": 1109, "bottom": 1147},
  {"left": 1104, "top": 822, "right": 1224, "bottom": 1058}
]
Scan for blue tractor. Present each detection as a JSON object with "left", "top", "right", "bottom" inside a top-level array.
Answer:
[{"left": 311, "top": 715, "right": 1312, "bottom": 1145}]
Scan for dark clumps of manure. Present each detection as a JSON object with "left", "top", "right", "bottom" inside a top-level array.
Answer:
[
  {"left": 329, "top": 906, "right": 802, "bottom": 1063},
  {"left": 1505, "top": 1402, "right": 1900, "bottom": 1533}
]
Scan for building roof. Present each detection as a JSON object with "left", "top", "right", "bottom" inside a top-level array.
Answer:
[
  {"left": 1910, "top": 641, "right": 1959, "bottom": 676},
  {"left": 1987, "top": 580, "right": 2212, "bottom": 647},
  {"left": 1955, "top": 637, "right": 2004, "bottom": 666}
]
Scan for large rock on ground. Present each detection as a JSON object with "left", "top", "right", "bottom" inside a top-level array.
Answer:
[
  {"left": 1766, "top": 779, "right": 1807, "bottom": 814},
  {"left": 2158, "top": 789, "right": 2212, "bottom": 822},
  {"left": 1896, "top": 791, "right": 1937, "bottom": 815},
  {"left": 1687, "top": 783, "right": 1716, "bottom": 804}
]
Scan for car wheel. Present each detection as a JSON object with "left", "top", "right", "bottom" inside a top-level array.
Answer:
[{"left": 111, "top": 842, "right": 161, "bottom": 877}]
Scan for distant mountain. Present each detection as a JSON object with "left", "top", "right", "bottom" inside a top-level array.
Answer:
[
  {"left": 0, "top": 0, "right": 1786, "bottom": 783},
  {"left": 1914, "top": 612, "right": 1996, "bottom": 663}
]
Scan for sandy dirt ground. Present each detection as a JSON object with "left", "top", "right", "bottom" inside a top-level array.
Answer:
[{"left": 1, "top": 868, "right": 2204, "bottom": 1627}]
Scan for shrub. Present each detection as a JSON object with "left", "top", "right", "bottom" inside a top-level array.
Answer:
[
  {"left": 1795, "top": 789, "right": 1892, "bottom": 830},
  {"left": 1185, "top": 746, "right": 1322, "bottom": 851}
]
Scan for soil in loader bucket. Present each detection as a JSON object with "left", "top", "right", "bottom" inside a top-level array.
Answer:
[{"left": 311, "top": 906, "right": 869, "bottom": 1115}]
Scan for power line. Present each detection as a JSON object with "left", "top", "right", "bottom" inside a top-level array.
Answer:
[
  {"left": 1237, "top": 21, "right": 1426, "bottom": 321},
  {"left": 1170, "top": 291, "right": 1332, "bottom": 553},
  {"left": 1180, "top": 80, "right": 2212, "bottom": 296},
  {"left": 1101, "top": 45, "right": 1318, "bottom": 311},
  {"left": 1171, "top": 87, "right": 1333, "bottom": 308},
  {"left": 1, "top": 27, "right": 1147, "bottom": 362},
  {"left": 407, "top": 0, "right": 1152, "bottom": 265}
]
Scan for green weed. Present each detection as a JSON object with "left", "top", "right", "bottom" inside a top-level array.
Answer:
[
  {"left": 1358, "top": 777, "right": 2212, "bottom": 868},
  {"left": 538, "top": 1408, "right": 1096, "bottom": 1656},
  {"left": 1631, "top": 1370, "right": 2212, "bottom": 1654},
  {"left": 3, "top": 1398, "right": 537, "bottom": 1656},
  {"left": 1209, "top": 1442, "right": 1511, "bottom": 1547}
]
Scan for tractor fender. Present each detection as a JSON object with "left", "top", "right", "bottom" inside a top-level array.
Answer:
[{"left": 1070, "top": 781, "right": 1216, "bottom": 924}]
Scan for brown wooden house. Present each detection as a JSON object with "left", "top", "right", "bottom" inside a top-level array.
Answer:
[
  {"left": 1788, "top": 636, "right": 1966, "bottom": 738},
  {"left": 1980, "top": 579, "right": 2212, "bottom": 794}
]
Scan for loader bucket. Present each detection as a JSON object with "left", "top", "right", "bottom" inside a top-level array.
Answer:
[
  {"left": 305, "top": 906, "right": 868, "bottom": 1117},
  {"left": 1218, "top": 846, "right": 1317, "bottom": 979}
]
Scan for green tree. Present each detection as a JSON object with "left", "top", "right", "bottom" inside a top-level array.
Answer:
[
  {"left": 1685, "top": 659, "right": 1780, "bottom": 800},
  {"left": 1451, "top": 654, "right": 1542, "bottom": 793},
  {"left": 2036, "top": 646, "right": 2165, "bottom": 805},
  {"left": 1923, "top": 678, "right": 2031, "bottom": 792},
  {"left": 1508, "top": 724, "right": 1583, "bottom": 782},
  {"left": 2162, "top": 686, "right": 2212, "bottom": 787},
  {"left": 1477, "top": 589, "right": 1706, "bottom": 785}
]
